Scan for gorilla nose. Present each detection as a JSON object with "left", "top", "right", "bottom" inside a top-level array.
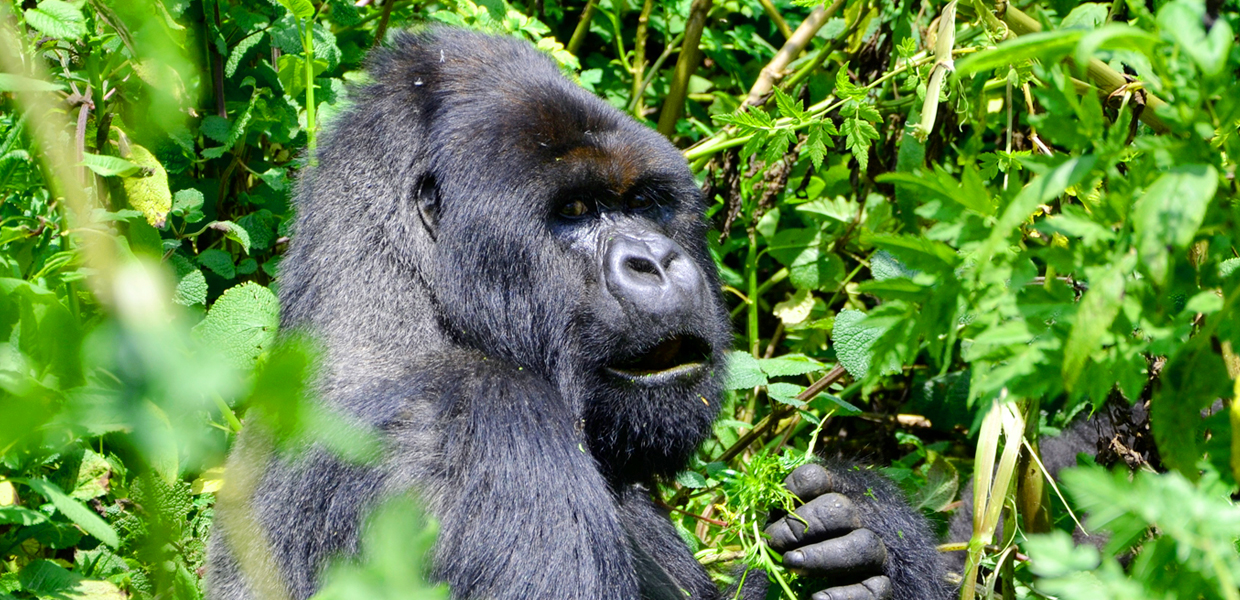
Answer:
[{"left": 605, "top": 233, "right": 703, "bottom": 316}]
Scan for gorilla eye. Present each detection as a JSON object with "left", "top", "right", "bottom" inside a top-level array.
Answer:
[
  {"left": 628, "top": 193, "right": 655, "bottom": 211},
  {"left": 559, "top": 200, "right": 590, "bottom": 218}
]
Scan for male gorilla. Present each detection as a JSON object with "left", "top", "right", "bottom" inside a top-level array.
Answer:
[{"left": 206, "top": 28, "right": 951, "bottom": 600}]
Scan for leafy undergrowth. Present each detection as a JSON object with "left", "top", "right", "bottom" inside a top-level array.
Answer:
[{"left": 1, "top": 0, "right": 1239, "bottom": 599}]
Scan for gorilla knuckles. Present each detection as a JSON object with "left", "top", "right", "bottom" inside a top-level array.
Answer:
[{"left": 209, "top": 28, "right": 951, "bottom": 600}]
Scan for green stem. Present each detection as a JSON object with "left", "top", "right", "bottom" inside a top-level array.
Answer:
[
  {"left": 746, "top": 229, "right": 760, "bottom": 357},
  {"left": 303, "top": 18, "right": 317, "bottom": 162}
]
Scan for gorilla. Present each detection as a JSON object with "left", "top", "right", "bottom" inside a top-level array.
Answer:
[{"left": 206, "top": 28, "right": 952, "bottom": 600}]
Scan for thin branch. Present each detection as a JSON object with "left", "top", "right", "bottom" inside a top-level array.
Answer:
[
  {"left": 567, "top": 0, "right": 599, "bottom": 56},
  {"left": 372, "top": 0, "right": 397, "bottom": 46},
  {"left": 656, "top": 0, "right": 712, "bottom": 137},
  {"left": 715, "top": 364, "right": 848, "bottom": 464},
  {"left": 630, "top": 0, "right": 654, "bottom": 118},
  {"left": 755, "top": 0, "right": 792, "bottom": 40}
]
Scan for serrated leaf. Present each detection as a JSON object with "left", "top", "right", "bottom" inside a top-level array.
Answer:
[
  {"left": 198, "top": 248, "right": 236, "bottom": 279},
  {"left": 24, "top": 0, "right": 88, "bottom": 40},
  {"left": 870, "top": 250, "right": 919, "bottom": 281},
  {"left": 16, "top": 478, "right": 119, "bottom": 547},
  {"left": 676, "top": 471, "right": 708, "bottom": 489},
  {"left": 757, "top": 353, "right": 825, "bottom": 377},
  {"left": 172, "top": 188, "right": 204, "bottom": 216},
  {"left": 212, "top": 220, "right": 252, "bottom": 254},
  {"left": 79, "top": 153, "right": 141, "bottom": 177},
  {"left": 227, "top": 31, "right": 266, "bottom": 78},
  {"left": 169, "top": 253, "right": 207, "bottom": 306},
  {"left": 120, "top": 145, "right": 171, "bottom": 228},
  {"left": 772, "top": 88, "right": 805, "bottom": 121},
  {"left": 724, "top": 351, "right": 767, "bottom": 390},
  {"left": 767, "top": 382, "right": 806, "bottom": 407},
  {"left": 192, "top": 282, "right": 280, "bottom": 368},
  {"left": 831, "top": 309, "right": 900, "bottom": 379},
  {"left": 842, "top": 117, "right": 879, "bottom": 172}
]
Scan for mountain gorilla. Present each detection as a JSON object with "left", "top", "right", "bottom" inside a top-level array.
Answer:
[{"left": 206, "top": 28, "right": 951, "bottom": 600}]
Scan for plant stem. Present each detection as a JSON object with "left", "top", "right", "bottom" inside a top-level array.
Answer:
[
  {"left": 630, "top": 0, "right": 653, "bottom": 118},
  {"left": 656, "top": 0, "right": 712, "bottom": 137},
  {"left": 567, "top": 0, "right": 598, "bottom": 56}
]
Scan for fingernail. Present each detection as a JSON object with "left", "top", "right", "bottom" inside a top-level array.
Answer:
[{"left": 785, "top": 551, "right": 804, "bottom": 567}]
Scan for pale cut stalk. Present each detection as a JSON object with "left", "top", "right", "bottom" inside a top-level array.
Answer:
[
  {"left": 963, "top": 394, "right": 1024, "bottom": 600},
  {"left": 915, "top": 1, "right": 956, "bottom": 141}
]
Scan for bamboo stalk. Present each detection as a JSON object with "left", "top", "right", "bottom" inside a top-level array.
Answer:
[{"left": 998, "top": 4, "right": 1170, "bottom": 133}]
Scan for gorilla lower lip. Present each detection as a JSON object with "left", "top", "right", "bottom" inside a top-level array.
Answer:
[{"left": 606, "top": 335, "right": 710, "bottom": 382}]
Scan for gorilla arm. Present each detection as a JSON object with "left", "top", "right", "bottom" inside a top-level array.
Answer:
[{"left": 407, "top": 354, "right": 642, "bottom": 600}]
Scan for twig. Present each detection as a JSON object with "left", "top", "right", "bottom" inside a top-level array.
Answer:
[
  {"left": 656, "top": 0, "right": 713, "bottom": 136},
  {"left": 716, "top": 365, "right": 848, "bottom": 464},
  {"left": 630, "top": 0, "right": 654, "bottom": 118},
  {"left": 654, "top": 497, "right": 728, "bottom": 527},
  {"left": 372, "top": 0, "right": 397, "bottom": 46},
  {"left": 567, "top": 0, "right": 599, "bottom": 56}
]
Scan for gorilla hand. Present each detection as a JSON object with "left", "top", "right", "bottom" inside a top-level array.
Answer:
[{"left": 765, "top": 464, "right": 893, "bottom": 600}]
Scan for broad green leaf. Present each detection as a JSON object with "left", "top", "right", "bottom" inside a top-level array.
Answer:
[
  {"left": 212, "top": 220, "right": 253, "bottom": 254},
  {"left": 121, "top": 144, "right": 172, "bottom": 228},
  {"left": 0, "top": 505, "right": 48, "bottom": 525},
  {"left": 169, "top": 253, "right": 207, "bottom": 306},
  {"left": 79, "top": 153, "right": 141, "bottom": 178},
  {"left": 1133, "top": 165, "right": 1218, "bottom": 285},
  {"left": 756, "top": 354, "right": 825, "bottom": 377},
  {"left": 0, "top": 73, "right": 65, "bottom": 92},
  {"left": 831, "top": 309, "right": 900, "bottom": 379},
  {"left": 675, "top": 471, "right": 708, "bottom": 489},
  {"left": 767, "top": 382, "right": 806, "bottom": 407},
  {"left": 24, "top": 0, "right": 87, "bottom": 40},
  {"left": 192, "top": 282, "right": 280, "bottom": 368},
  {"left": 278, "top": 0, "right": 316, "bottom": 19},
  {"left": 724, "top": 351, "right": 767, "bottom": 390},
  {"left": 1062, "top": 254, "right": 1134, "bottom": 392},
  {"left": 955, "top": 30, "right": 1084, "bottom": 78},
  {"left": 198, "top": 248, "right": 236, "bottom": 279},
  {"left": 16, "top": 479, "right": 119, "bottom": 547},
  {"left": 1157, "top": 0, "right": 1233, "bottom": 77},
  {"left": 1075, "top": 23, "right": 1161, "bottom": 66},
  {"left": 870, "top": 250, "right": 918, "bottom": 281},
  {"left": 172, "top": 188, "right": 205, "bottom": 223}
]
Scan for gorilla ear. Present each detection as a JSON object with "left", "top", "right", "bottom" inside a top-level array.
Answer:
[{"left": 414, "top": 174, "right": 440, "bottom": 241}]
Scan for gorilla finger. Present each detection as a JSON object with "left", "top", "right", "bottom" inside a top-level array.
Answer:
[
  {"left": 784, "top": 463, "right": 835, "bottom": 501},
  {"left": 782, "top": 528, "right": 887, "bottom": 577},
  {"left": 810, "top": 576, "right": 893, "bottom": 600},
  {"left": 764, "top": 493, "right": 859, "bottom": 551}
]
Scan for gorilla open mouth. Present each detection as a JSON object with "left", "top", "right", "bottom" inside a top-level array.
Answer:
[{"left": 604, "top": 334, "right": 712, "bottom": 385}]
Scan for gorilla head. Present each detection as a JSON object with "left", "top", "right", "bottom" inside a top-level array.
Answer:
[{"left": 278, "top": 28, "right": 731, "bottom": 483}]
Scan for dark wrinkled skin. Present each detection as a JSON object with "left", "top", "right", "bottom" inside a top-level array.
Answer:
[{"left": 205, "top": 28, "right": 952, "bottom": 600}]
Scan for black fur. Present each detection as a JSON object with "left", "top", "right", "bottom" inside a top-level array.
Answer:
[{"left": 206, "top": 28, "right": 949, "bottom": 600}]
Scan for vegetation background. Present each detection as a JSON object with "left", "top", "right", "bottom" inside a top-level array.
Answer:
[{"left": 0, "top": 0, "right": 1238, "bottom": 598}]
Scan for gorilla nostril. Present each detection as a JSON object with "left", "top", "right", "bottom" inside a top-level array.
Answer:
[{"left": 625, "top": 256, "right": 660, "bottom": 276}]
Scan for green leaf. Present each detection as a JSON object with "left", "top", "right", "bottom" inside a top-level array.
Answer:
[
  {"left": 724, "top": 351, "right": 767, "bottom": 390},
  {"left": 198, "top": 249, "right": 236, "bottom": 279},
  {"left": 757, "top": 354, "right": 825, "bottom": 378},
  {"left": 1062, "top": 254, "right": 1134, "bottom": 392},
  {"left": 211, "top": 220, "right": 253, "bottom": 254},
  {"left": 1132, "top": 165, "right": 1218, "bottom": 285},
  {"left": 120, "top": 144, "right": 172, "bottom": 228},
  {"left": 226, "top": 32, "right": 266, "bottom": 78},
  {"left": 79, "top": 153, "right": 141, "bottom": 178},
  {"left": 955, "top": 30, "right": 1084, "bottom": 78},
  {"left": 16, "top": 479, "right": 119, "bottom": 548},
  {"left": 278, "top": 0, "right": 316, "bottom": 19},
  {"left": 0, "top": 73, "right": 65, "bottom": 92},
  {"left": 172, "top": 188, "right": 205, "bottom": 222},
  {"left": 870, "top": 250, "right": 918, "bottom": 281},
  {"left": 767, "top": 382, "right": 806, "bottom": 407},
  {"left": 831, "top": 309, "right": 900, "bottom": 380},
  {"left": 169, "top": 253, "right": 208, "bottom": 306},
  {"left": 192, "top": 282, "right": 280, "bottom": 368},
  {"left": 24, "top": 0, "right": 88, "bottom": 40},
  {"left": 675, "top": 471, "right": 708, "bottom": 489},
  {"left": 0, "top": 505, "right": 48, "bottom": 525}
]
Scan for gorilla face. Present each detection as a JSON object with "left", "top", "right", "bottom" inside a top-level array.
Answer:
[{"left": 395, "top": 42, "right": 731, "bottom": 482}]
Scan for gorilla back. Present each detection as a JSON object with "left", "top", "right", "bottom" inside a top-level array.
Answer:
[{"left": 207, "top": 28, "right": 735, "bottom": 600}]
